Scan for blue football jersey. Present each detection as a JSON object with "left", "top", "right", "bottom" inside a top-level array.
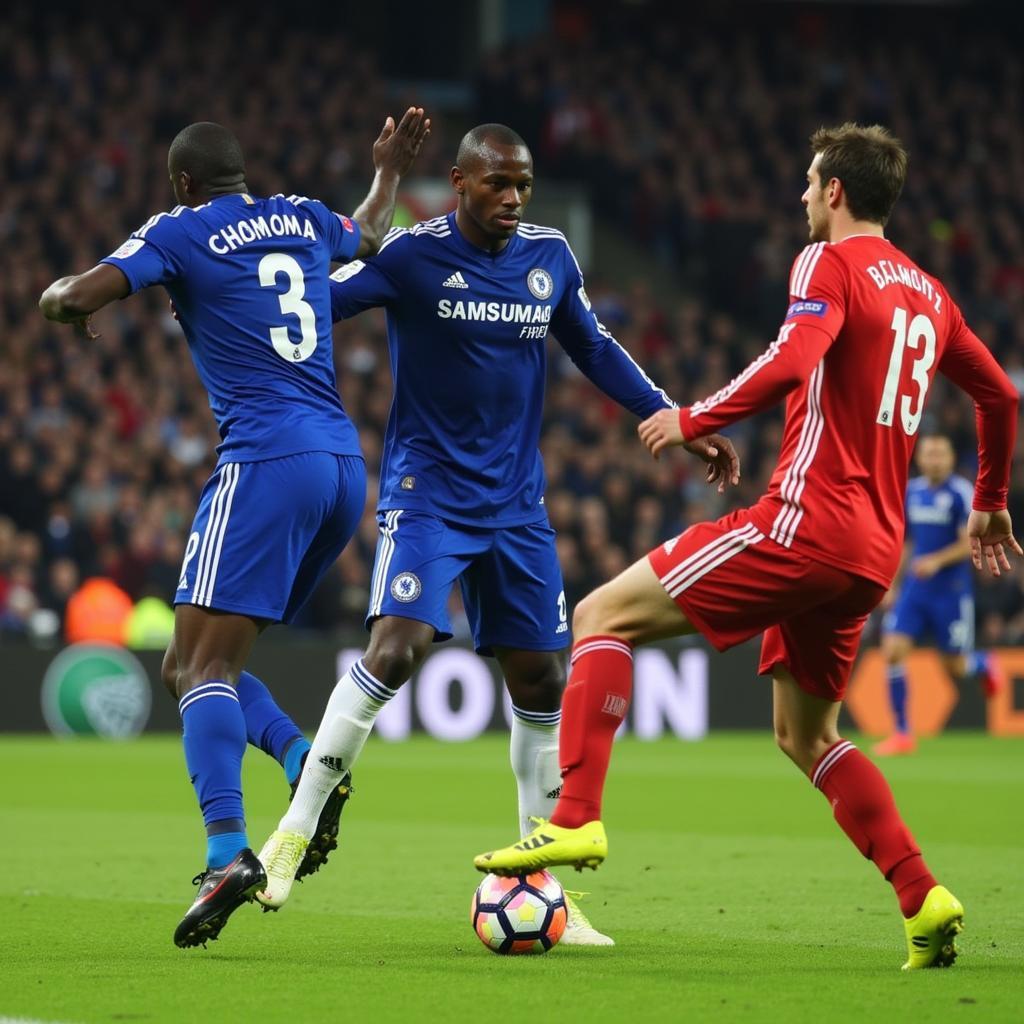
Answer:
[
  {"left": 102, "top": 192, "right": 362, "bottom": 464},
  {"left": 329, "top": 213, "right": 673, "bottom": 526},
  {"left": 904, "top": 474, "right": 974, "bottom": 591}
]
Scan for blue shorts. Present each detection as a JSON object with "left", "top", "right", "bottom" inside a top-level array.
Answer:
[
  {"left": 366, "top": 511, "right": 569, "bottom": 655},
  {"left": 175, "top": 452, "right": 365, "bottom": 623},
  {"left": 883, "top": 581, "right": 974, "bottom": 654}
]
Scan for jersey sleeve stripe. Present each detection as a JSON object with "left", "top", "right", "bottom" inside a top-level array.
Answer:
[
  {"left": 517, "top": 226, "right": 567, "bottom": 239},
  {"left": 691, "top": 323, "right": 796, "bottom": 417},
  {"left": 793, "top": 243, "right": 826, "bottom": 298},
  {"left": 563, "top": 239, "right": 584, "bottom": 279},
  {"left": 788, "top": 245, "right": 815, "bottom": 295},
  {"left": 410, "top": 222, "right": 451, "bottom": 238},
  {"left": 377, "top": 229, "right": 409, "bottom": 253},
  {"left": 603, "top": 333, "right": 675, "bottom": 408},
  {"left": 134, "top": 206, "right": 186, "bottom": 239},
  {"left": 770, "top": 360, "right": 826, "bottom": 547},
  {"left": 789, "top": 242, "right": 823, "bottom": 297}
]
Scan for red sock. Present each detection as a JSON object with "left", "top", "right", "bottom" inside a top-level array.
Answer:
[
  {"left": 550, "top": 635, "right": 633, "bottom": 829},
  {"left": 812, "top": 740, "right": 937, "bottom": 917}
]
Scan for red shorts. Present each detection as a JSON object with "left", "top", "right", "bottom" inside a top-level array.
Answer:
[{"left": 647, "top": 509, "right": 886, "bottom": 701}]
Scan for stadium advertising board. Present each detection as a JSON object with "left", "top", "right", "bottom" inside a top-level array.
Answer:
[{"left": 2, "top": 639, "right": 1017, "bottom": 737}]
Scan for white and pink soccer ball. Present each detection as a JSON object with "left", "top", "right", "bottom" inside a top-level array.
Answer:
[{"left": 470, "top": 870, "right": 567, "bottom": 955}]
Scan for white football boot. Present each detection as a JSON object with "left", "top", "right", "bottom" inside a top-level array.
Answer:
[
  {"left": 561, "top": 890, "right": 615, "bottom": 946},
  {"left": 255, "top": 829, "right": 309, "bottom": 910}
]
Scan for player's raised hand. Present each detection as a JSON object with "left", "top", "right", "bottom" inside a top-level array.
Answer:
[
  {"left": 373, "top": 107, "right": 431, "bottom": 179},
  {"left": 684, "top": 433, "right": 741, "bottom": 494},
  {"left": 967, "top": 508, "right": 1023, "bottom": 576}
]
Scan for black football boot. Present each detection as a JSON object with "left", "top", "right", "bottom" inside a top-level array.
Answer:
[{"left": 173, "top": 848, "right": 266, "bottom": 948}]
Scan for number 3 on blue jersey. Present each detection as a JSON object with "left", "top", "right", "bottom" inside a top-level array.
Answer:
[{"left": 259, "top": 252, "right": 318, "bottom": 362}]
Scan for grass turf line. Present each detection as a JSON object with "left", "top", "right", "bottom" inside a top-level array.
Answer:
[{"left": 0, "top": 733, "right": 1021, "bottom": 1023}]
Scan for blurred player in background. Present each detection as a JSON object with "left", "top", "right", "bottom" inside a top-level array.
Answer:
[
  {"left": 255, "top": 123, "right": 738, "bottom": 944},
  {"left": 474, "top": 123, "right": 1020, "bottom": 970},
  {"left": 40, "top": 111, "right": 430, "bottom": 947},
  {"left": 875, "top": 432, "right": 1005, "bottom": 756}
]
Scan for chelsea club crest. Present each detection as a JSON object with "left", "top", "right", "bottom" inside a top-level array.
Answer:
[
  {"left": 526, "top": 267, "right": 553, "bottom": 300},
  {"left": 390, "top": 572, "right": 422, "bottom": 603}
]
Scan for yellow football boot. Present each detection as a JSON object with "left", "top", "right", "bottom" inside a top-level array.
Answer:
[
  {"left": 474, "top": 818, "right": 607, "bottom": 876},
  {"left": 902, "top": 885, "right": 964, "bottom": 970}
]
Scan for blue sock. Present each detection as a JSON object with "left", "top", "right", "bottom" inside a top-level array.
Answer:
[
  {"left": 206, "top": 831, "right": 248, "bottom": 870},
  {"left": 282, "top": 739, "right": 310, "bottom": 785},
  {"left": 179, "top": 681, "right": 248, "bottom": 866},
  {"left": 886, "top": 665, "right": 909, "bottom": 734},
  {"left": 235, "top": 671, "right": 309, "bottom": 782}
]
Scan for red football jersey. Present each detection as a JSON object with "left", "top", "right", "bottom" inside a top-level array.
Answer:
[{"left": 679, "top": 234, "right": 1018, "bottom": 587}]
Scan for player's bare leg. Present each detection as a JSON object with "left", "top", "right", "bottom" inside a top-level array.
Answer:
[
  {"left": 874, "top": 631, "right": 917, "bottom": 756},
  {"left": 258, "top": 615, "right": 434, "bottom": 908},
  {"left": 170, "top": 605, "right": 268, "bottom": 947},
  {"left": 771, "top": 666, "right": 842, "bottom": 774},
  {"left": 773, "top": 666, "right": 962, "bottom": 969},
  {"left": 362, "top": 615, "right": 437, "bottom": 687},
  {"left": 475, "top": 556, "right": 693, "bottom": 875}
]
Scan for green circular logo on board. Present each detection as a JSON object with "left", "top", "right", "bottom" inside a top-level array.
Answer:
[{"left": 41, "top": 643, "right": 152, "bottom": 738}]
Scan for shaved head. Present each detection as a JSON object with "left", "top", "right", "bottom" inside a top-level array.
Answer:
[
  {"left": 168, "top": 122, "right": 246, "bottom": 195},
  {"left": 451, "top": 123, "right": 533, "bottom": 252},
  {"left": 456, "top": 123, "right": 530, "bottom": 171}
]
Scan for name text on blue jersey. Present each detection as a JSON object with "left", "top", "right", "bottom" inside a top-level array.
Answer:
[{"left": 208, "top": 214, "right": 317, "bottom": 255}]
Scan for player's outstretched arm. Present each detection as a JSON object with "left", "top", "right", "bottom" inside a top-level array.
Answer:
[
  {"left": 967, "top": 509, "right": 1023, "bottom": 577},
  {"left": 351, "top": 107, "right": 431, "bottom": 258},
  {"left": 39, "top": 263, "right": 130, "bottom": 338},
  {"left": 640, "top": 322, "right": 833, "bottom": 466}
]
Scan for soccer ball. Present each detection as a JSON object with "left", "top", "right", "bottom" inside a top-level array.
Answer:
[{"left": 470, "top": 870, "right": 567, "bottom": 955}]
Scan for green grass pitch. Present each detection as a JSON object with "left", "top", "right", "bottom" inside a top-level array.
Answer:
[{"left": 1, "top": 732, "right": 1021, "bottom": 1023}]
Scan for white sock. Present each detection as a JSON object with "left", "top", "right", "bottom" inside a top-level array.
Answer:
[
  {"left": 279, "top": 659, "right": 396, "bottom": 839},
  {"left": 509, "top": 704, "right": 562, "bottom": 838}
]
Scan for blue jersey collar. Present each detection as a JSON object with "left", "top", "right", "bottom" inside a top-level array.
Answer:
[{"left": 447, "top": 211, "right": 519, "bottom": 261}]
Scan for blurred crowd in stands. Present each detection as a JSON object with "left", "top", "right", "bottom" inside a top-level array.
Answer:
[{"left": 2, "top": 4, "right": 1023, "bottom": 646}]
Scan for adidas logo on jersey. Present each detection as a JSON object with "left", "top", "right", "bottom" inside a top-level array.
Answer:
[{"left": 442, "top": 271, "right": 469, "bottom": 289}]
